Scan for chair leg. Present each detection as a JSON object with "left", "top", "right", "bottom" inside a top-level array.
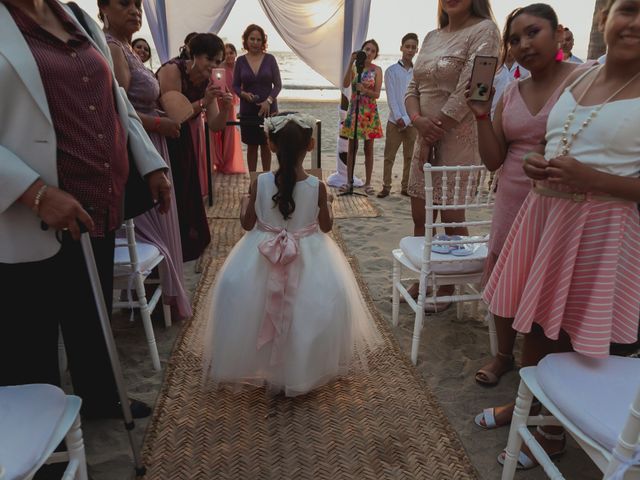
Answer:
[
  {"left": 64, "top": 413, "right": 88, "bottom": 480},
  {"left": 501, "top": 379, "right": 534, "bottom": 480},
  {"left": 58, "top": 327, "right": 67, "bottom": 382},
  {"left": 456, "top": 285, "right": 464, "bottom": 320},
  {"left": 471, "top": 283, "right": 480, "bottom": 318},
  {"left": 487, "top": 311, "right": 498, "bottom": 357},
  {"left": 410, "top": 276, "right": 427, "bottom": 365},
  {"left": 162, "top": 302, "right": 172, "bottom": 328},
  {"left": 158, "top": 263, "right": 172, "bottom": 328},
  {"left": 134, "top": 274, "right": 162, "bottom": 371},
  {"left": 392, "top": 258, "right": 400, "bottom": 327}
]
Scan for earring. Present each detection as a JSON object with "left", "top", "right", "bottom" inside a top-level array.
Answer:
[
  {"left": 555, "top": 48, "right": 563, "bottom": 62},
  {"left": 103, "top": 15, "right": 110, "bottom": 29}
]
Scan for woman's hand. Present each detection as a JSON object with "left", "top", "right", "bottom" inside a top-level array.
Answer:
[
  {"left": 241, "top": 91, "right": 257, "bottom": 102},
  {"left": 157, "top": 117, "right": 180, "bottom": 138},
  {"left": 257, "top": 100, "right": 271, "bottom": 117},
  {"left": 413, "top": 114, "right": 445, "bottom": 145},
  {"left": 522, "top": 152, "right": 549, "bottom": 181},
  {"left": 546, "top": 156, "right": 598, "bottom": 191},
  {"left": 465, "top": 84, "right": 495, "bottom": 118},
  {"left": 37, "top": 186, "right": 95, "bottom": 240},
  {"left": 146, "top": 170, "right": 172, "bottom": 214},
  {"left": 355, "top": 83, "right": 368, "bottom": 96}
]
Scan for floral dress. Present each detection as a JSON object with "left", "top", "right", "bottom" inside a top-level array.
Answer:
[{"left": 341, "top": 65, "right": 383, "bottom": 140}]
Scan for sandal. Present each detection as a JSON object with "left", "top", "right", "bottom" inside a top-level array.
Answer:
[
  {"left": 474, "top": 400, "right": 541, "bottom": 430},
  {"left": 363, "top": 185, "right": 375, "bottom": 195},
  {"left": 475, "top": 352, "right": 515, "bottom": 387},
  {"left": 497, "top": 426, "right": 566, "bottom": 470}
]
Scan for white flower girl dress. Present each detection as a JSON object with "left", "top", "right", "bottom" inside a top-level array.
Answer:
[{"left": 202, "top": 172, "right": 381, "bottom": 396}]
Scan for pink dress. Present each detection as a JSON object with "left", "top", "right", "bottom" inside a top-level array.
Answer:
[
  {"left": 483, "top": 70, "right": 640, "bottom": 357},
  {"left": 211, "top": 63, "right": 246, "bottom": 174},
  {"left": 483, "top": 80, "right": 564, "bottom": 282}
]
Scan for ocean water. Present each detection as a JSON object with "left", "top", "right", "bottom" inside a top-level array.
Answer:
[{"left": 149, "top": 49, "right": 400, "bottom": 102}]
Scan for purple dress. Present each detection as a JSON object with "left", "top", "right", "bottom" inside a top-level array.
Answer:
[
  {"left": 159, "top": 59, "right": 211, "bottom": 261},
  {"left": 232, "top": 53, "right": 282, "bottom": 145},
  {"left": 106, "top": 36, "right": 192, "bottom": 319}
]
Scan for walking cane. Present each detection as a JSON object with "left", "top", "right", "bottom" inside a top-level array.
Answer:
[{"left": 78, "top": 227, "right": 146, "bottom": 477}]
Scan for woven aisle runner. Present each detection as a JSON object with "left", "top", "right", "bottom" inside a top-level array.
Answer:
[
  {"left": 142, "top": 222, "right": 478, "bottom": 479},
  {"left": 207, "top": 173, "right": 380, "bottom": 220}
]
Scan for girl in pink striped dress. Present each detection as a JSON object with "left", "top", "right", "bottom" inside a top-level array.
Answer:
[{"left": 481, "top": 0, "right": 640, "bottom": 468}]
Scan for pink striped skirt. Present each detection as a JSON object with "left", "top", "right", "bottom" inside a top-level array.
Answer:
[{"left": 483, "top": 186, "right": 640, "bottom": 357}]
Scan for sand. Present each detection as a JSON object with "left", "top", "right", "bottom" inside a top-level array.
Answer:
[{"left": 74, "top": 99, "right": 603, "bottom": 479}]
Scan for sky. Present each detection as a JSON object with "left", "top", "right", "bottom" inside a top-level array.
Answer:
[{"left": 76, "top": 0, "right": 597, "bottom": 60}]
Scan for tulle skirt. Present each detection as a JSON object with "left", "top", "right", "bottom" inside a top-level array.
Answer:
[{"left": 202, "top": 229, "right": 381, "bottom": 396}]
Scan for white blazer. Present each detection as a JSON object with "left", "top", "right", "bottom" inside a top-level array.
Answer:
[{"left": 0, "top": 1, "right": 167, "bottom": 263}]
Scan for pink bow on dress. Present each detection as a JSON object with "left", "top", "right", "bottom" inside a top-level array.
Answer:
[{"left": 256, "top": 220, "right": 318, "bottom": 365}]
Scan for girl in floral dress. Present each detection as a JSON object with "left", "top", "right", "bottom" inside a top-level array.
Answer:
[{"left": 340, "top": 39, "right": 383, "bottom": 195}]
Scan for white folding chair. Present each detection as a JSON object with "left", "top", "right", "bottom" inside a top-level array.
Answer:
[
  {"left": 113, "top": 218, "right": 171, "bottom": 371},
  {"left": 502, "top": 352, "right": 640, "bottom": 479},
  {"left": 391, "top": 163, "right": 496, "bottom": 364},
  {"left": 0, "top": 384, "right": 88, "bottom": 480}
]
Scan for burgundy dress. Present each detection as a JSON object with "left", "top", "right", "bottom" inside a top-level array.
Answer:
[{"left": 160, "top": 59, "right": 211, "bottom": 262}]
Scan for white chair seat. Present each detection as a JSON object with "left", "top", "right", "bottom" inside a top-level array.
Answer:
[
  {"left": 114, "top": 242, "right": 161, "bottom": 277},
  {"left": 536, "top": 353, "right": 640, "bottom": 453},
  {"left": 399, "top": 235, "right": 487, "bottom": 275},
  {"left": 0, "top": 384, "right": 67, "bottom": 480}
]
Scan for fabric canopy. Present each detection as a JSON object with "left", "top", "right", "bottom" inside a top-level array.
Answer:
[
  {"left": 143, "top": 0, "right": 370, "bottom": 87},
  {"left": 143, "top": 0, "right": 237, "bottom": 63}
]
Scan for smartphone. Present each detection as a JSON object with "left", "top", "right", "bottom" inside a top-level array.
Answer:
[
  {"left": 210, "top": 68, "right": 226, "bottom": 90},
  {"left": 469, "top": 55, "right": 498, "bottom": 102}
]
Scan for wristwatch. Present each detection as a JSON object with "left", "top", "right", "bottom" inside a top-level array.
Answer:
[{"left": 266, "top": 96, "right": 273, "bottom": 105}]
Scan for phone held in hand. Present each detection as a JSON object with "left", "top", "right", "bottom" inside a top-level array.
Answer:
[
  {"left": 210, "top": 68, "right": 226, "bottom": 90},
  {"left": 469, "top": 55, "right": 498, "bottom": 102}
]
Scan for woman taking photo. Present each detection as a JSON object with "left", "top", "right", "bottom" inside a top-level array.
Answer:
[
  {"left": 157, "top": 33, "right": 232, "bottom": 262},
  {"left": 233, "top": 24, "right": 282, "bottom": 172},
  {"left": 404, "top": 0, "right": 500, "bottom": 310},
  {"left": 341, "top": 39, "right": 383, "bottom": 195},
  {"left": 100, "top": 0, "right": 192, "bottom": 320}
]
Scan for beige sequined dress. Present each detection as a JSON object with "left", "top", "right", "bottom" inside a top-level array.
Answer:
[{"left": 406, "top": 19, "right": 500, "bottom": 202}]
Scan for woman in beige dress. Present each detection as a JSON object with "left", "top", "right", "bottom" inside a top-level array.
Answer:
[{"left": 404, "top": 0, "right": 500, "bottom": 310}]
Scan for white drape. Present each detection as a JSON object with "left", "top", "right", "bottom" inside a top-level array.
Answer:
[
  {"left": 144, "top": 0, "right": 237, "bottom": 63},
  {"left": 257, "top": 0, "right": 370, "bottom": 87}
]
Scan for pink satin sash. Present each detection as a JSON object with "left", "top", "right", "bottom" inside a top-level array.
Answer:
[{"left": 256, "top": 220, "right": 318, "bottom": 365}]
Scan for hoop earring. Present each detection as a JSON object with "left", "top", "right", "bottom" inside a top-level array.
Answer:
[{"left": 555, "top": 48, "right": 563, "bottom": 62}]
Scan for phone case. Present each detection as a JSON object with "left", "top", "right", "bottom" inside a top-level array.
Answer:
[
  {"left": 469, "top": 55, "right": 498, "bottom": 102},
  {"left": 211, "top": 68, "right": 226, "bottom": 89}
]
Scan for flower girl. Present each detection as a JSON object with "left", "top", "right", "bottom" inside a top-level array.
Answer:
[{"left": 202, "top": 113, "right": 380, "bottom": 396}]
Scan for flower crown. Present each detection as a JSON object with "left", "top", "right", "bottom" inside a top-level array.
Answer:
[{"left": 263, "top": 112, "right": 316, "bottom": 134}]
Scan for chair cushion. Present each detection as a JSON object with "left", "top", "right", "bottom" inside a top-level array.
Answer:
[
  {"left": 114, "top": 241, "right": 161, "bottom": 276},
  {"left": 536, "top": 352, "right": 640, "bottom": 452},
  {"left": 0, "top": 384, "right": 67, "bottom": 480},
  {"left": 399, "top": 236, "right": 487, "bottom": 274}
]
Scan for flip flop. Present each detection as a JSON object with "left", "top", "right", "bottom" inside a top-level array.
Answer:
[
  {"left": 474, "top": 401, "right": 541, "bottom": 430},
  {"left": 450, "top": 244, "right": 474, "bottom": 256},
  {"left": 431, "top": 234, "right": 453, "bottom": 254}
]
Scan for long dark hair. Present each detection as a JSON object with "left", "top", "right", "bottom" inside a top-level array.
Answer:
[
  {"left": 438, "top": 0, "right": 496, "bottom": 28},
  {"left": 501, "top": 4, "right": 559, "bottom": 65},
  {"left": 268, "top": 120, "right": 313, "bottom": 220}
]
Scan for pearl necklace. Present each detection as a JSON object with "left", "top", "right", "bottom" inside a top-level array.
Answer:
[{"left": 558, "top": 65, "right": 640, "bottom": 156}]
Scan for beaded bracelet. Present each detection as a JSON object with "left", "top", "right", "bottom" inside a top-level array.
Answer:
[{"left": 409, "top": 112, "right": 421, "bottom": 123}]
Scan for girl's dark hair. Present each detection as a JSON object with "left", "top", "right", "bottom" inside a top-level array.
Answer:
[
  {"left": 188, "top": 33, "right": 225, "bottom": 59},
  {"left": 361, "top": 39, "right": 380, "bottom": 59},
  {"left": 501, "top": 4, "right": 559, "bottom": 65},
  {"left": 178, "top": 32, "right": 197, "bottom": 60},
  {"left": 268, "top": 119, "right": 313, "bottom": 220},
  {"left": 242, "top": 24, "right": 268, "bottom": 52},
  {"left": 225, "top": 43, "right": 237, "bottom": 54},
  {"left": 97, "top": 0, "right": 141, "bottom": 22},
  {"left": 438, "top": 0, "right": 496, "bottom": 29}
]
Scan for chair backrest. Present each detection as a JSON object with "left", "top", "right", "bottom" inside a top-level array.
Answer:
[
  {"left": 421, "top": 163, "right": 496, "bottom": 266},
  {"left": 604, "top": 385, "right": 640, "bottom": 479}
]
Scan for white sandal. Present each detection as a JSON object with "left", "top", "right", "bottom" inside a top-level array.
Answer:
[{"left": 497, "top": 426, "right": 566, "bottom": 470}]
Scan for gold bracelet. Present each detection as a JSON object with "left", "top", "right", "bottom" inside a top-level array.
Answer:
[{"left": 32, "top": 184, "right": 48, "bottom": 214}]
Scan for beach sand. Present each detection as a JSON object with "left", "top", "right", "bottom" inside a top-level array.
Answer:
[{"left": 77, "top": 99, "right": 602, "bottom": 479}]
